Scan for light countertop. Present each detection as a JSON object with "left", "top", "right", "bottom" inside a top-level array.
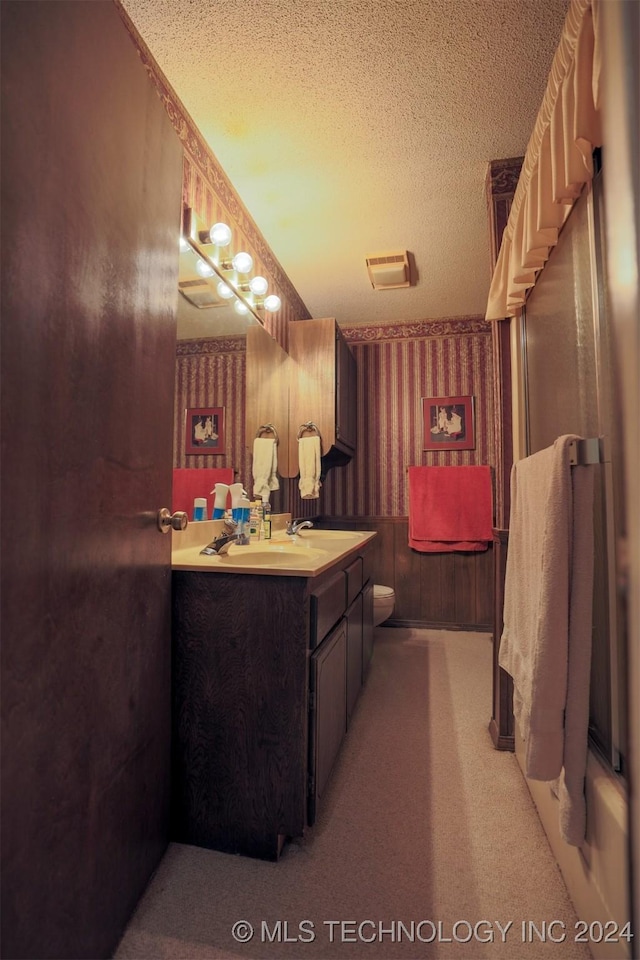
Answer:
[{"left": 171, "top": 518, "right": 376, "bottom": 578}]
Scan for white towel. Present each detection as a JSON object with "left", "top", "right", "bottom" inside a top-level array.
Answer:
[
  {"left": 499, "top": 434, "right": 594, "bottom": 846},
  {"left": 252, "top": 438, "right": 279, "bottom": 500},
  {"left": 298, "top": 436, "right": 321, "bottom": 499}
]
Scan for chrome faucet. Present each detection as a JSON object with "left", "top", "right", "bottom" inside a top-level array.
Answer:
[
  {"left": 200, "top": 519, "right": 250, "bottom": 555},
  {"left": 286, "top": 519, "right": 314, "bottom": 536}
]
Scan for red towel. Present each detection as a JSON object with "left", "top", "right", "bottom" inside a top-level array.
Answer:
[
  {"left": 172, "top": 468, "right": 234, "bottom": 518},
  {"left": 408, "top": 465, "right": 493, "bottom": 552}
]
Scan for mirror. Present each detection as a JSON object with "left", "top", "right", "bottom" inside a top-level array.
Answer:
[
  {"left": 177, "top": 206, "right": 280, "bottom": 341},
  {"left": 177, "top": 250, "right": 261, "bottom": 340},
  {"left": 174, "top": 209, "right": 290, "bottom": 512}
]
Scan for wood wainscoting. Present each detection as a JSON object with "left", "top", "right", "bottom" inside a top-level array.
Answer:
[{"left": 318, "top": 517, "right": 493, "bottom": 631}]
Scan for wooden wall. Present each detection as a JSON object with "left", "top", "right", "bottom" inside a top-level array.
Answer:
[{"left": 322, "top": 518, "right": 493, "bottom": 630}]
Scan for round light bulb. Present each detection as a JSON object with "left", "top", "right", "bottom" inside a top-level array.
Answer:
[
  {"left": 231, "top": 251, "right": 253, "bottom": 274},
  {"left": 217, "top": 280, "right": 234, "bottom": 300},
  {"left": 234, "top": 299, "right": 250, "bottom": 315},
  {"left": 210, "top": 222, "right": 232, "bottom": 246},
  {"left": 195, "top": 258, "right": 214, "bottom": 278},
  {"left": 264, "top": 294, "right": 281, "bottom": 312},
  {"left": 249, "top": 275, "right": 269, "bottom": 296}
]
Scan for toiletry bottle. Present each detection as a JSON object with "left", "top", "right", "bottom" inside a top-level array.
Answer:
[
  {"left": 261, "top": 499, "right": 271, "bottom": 540},
  {"left": 237, "top": 497, "right": 251, "bottom": 541},
  {"left": 193, "top": 497, "right": 207, "bottom": 522},
  {"left": 230, "top": 483, "right": 247, "bottom": 522},
  {"left": 249, "top": 500, "right": 260, "bottom": 541},
  {"left": 212, "top": 483, "right": 229, "bottom": 519}
]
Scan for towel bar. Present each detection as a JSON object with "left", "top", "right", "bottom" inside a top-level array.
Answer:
[
  {"left": 568, "top": 437, "right": 607, "bottom": 466},
  {"left": 256, "top": 423, "right": 279, "bottom": 443},
  {"left": 297, "top": 421, "right": 321, "bottom": 440}
]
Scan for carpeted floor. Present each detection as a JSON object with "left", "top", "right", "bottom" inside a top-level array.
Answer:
[{"left": 115, "top": 628, "right": 591, "bottom": 960}]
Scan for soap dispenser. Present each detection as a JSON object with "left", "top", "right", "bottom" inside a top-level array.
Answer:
[
  {"left": 193, "top": 497, "right": 207, "bottom": 522},
  {"left": 212, "top": 483, "right": 229, "bottom": 519}
]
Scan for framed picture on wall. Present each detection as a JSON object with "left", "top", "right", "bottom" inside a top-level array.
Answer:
[
  {"left": 185, "top": 406, "right": 225, "bottom": 455},
  {"left": 422, "top": 396, "right": 475, "bottom": 451}
]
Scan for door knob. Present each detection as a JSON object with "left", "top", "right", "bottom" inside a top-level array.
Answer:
[{"left": 157, "top": 508, "right": 188, "bottom": 534}]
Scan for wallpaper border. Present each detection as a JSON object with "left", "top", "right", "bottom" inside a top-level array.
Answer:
[
  {"left": 340, "top": 316, "right": 491, "bottom": 343},
  {"left": 176, "top": 336, "right": 247, "bottom": 356}
]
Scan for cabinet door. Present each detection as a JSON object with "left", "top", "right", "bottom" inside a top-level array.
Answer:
[
  {"left": 308, "top": 618, "right": 347, "bottom": 826},
  {"left": 336, "top": 329, "right": 357, "bottom": 451},
  {"left": 346, "top": 593, "right": 363, "bottom": 724},
  {"left": 362, "top": 580, "right": 374, "bottom": 680}
]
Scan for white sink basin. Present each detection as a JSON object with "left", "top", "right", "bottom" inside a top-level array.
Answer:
[
  {"left": 217, "top": 543, "right": 328, "bottom": 567},
  {"left": 293, "top": 529, "right": 362, "bottom": 541}
]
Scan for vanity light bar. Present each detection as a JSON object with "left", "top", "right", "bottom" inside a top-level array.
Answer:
[
  {"left": 180, "top": 212, "right": 282, "bottom": 318},
  {"left": 182, "top": 207, "right": 282, "bottom": 314}
]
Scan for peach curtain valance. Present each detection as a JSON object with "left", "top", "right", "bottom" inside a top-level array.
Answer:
[{"left": 485, "top": 0, "right": 603, "bottom": 321}]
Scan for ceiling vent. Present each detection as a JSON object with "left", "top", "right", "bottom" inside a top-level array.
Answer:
[
  {"left": 178, "top": 279, "right": 226, "bottom": 309},
  {"left": 365, "top": 251, "right": 411, "bottom": 290}
]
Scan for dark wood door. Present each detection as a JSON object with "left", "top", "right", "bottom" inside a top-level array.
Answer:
[{"left": 0, "top": 3, "right": 182, "bottom": 957}]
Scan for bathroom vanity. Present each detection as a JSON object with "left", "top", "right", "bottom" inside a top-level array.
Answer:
[{"left": 171, "top": 526, "right": 376, "bottom": 860}]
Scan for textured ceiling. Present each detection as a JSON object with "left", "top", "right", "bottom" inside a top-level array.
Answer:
[{"left": 122, "top": 0, "right": 570, "bottom": 328}]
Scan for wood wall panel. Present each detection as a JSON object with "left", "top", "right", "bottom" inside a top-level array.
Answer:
[
  {"left": 394, "top": 523, "right": 423, "bottom": 621},
  {"left": 475, "top": 545, "right": 495, "bottom": 625},
  {"left": 323, "top": 518, "right": 493, "bottom": 630},
  {"left": 438, "top": 554, "right": 459, "bottom": 624},
  {"left": 420, "top": 552, "right": 446, "bottom": 624},
  {"left": 454, "top": 553, "right": 477, "bottom": 625}
]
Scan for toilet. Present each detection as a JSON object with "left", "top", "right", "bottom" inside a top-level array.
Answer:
[{"left": 373, "top": 584, "right": 395, "bottom": 626}]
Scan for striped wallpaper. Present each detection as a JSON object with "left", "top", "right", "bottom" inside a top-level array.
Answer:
[
  {"left": 176, "top": 317, "right": 495, "bottom": 521},
  {"left": 321, "top": 318, "right": 495, "bottom": 518},
  {"left": 174, "top": 337, "right": 249, "bottom": 483}
]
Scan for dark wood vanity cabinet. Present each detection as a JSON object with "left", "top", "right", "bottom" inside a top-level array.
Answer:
[{"left": 171, "top": 541, "right": 375, "bottom": 859}]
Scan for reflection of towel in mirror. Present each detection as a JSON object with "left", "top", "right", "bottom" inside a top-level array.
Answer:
[
  {"left": 298, "top": 436, "right": 321, "bottom": 499},
  {"left": 252, "top": 438, "right": 279, "bottom": 500}
]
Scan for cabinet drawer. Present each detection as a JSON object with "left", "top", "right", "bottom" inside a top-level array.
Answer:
[
  {"left": 310, "top": 571, "right": 346, "bottom": 649},
  {"left": 345, "top": 556, "right": 363, "bottom": 607}
]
